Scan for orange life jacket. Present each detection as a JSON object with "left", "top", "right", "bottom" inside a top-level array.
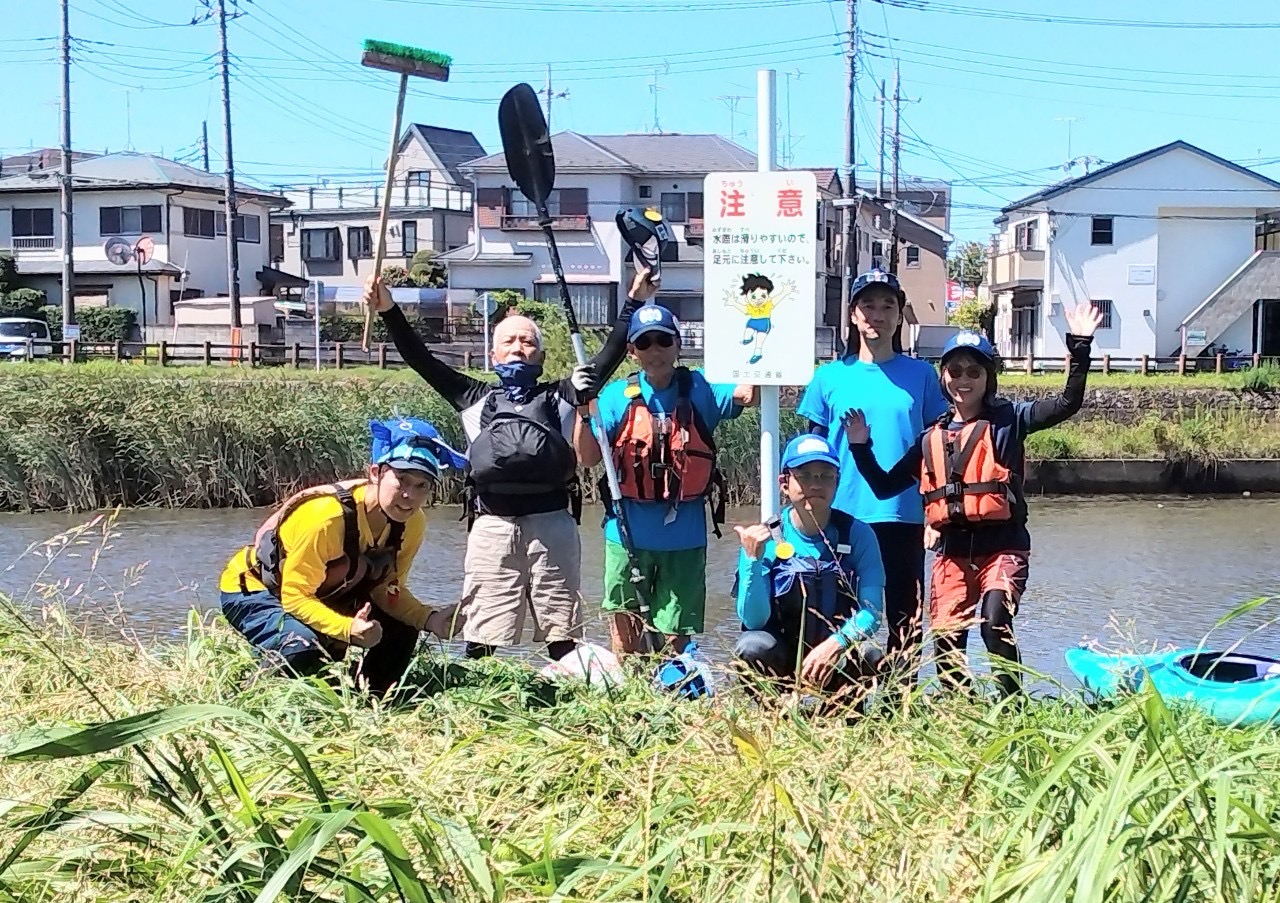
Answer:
[
  {"left": 919, "top": 420, "right": 1016, "bottom": 529},
  {"left": 610, "top": 367, "right": 726, "bottom": 530}
]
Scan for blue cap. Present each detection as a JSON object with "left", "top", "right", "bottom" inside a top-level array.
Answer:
[
  {"left": 628, "top": 303, "right": 681, "bottom": 343},
  {"left": 941, "top": 331, "right": 996, "bottom": 364},
  {"left": 850, "top": 268, "right": 903, "bottom": 300},
  {"left": 369, "top": 418, "right": 467, "bottom": 478},
  {"left": 782, "top": 433, "right": 841, "bottom": 471}
]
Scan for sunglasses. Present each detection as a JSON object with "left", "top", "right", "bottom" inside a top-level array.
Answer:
[
  {"left": 633, "top": 332, "right": 675, "bottom": 351},
  {"left": 945, "top": 362, "right": 986, "bottom": 380}
]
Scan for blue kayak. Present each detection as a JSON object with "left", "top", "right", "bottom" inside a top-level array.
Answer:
[{"left": 1065, "top": 646, "right": 1280, "bottom": 728}]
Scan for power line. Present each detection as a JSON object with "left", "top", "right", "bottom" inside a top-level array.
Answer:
[
  {"left": 863, "top": 46, "right": 1280, "bottom": 100},
  {"left": 367, "top": 0, "right": 828, "bottom": 10},
  {"left": 864, "top": 32, "right": 1280, "bottom": 86},
  {"left": 875, "top": 0, "right": 1280, "bottom": 30}
]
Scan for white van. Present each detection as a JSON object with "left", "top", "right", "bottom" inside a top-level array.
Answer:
[{"left": 0, "top": 317, "right": 52, "bottom": 360}]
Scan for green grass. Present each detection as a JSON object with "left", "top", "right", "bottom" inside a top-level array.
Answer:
[
  {"left": 1025, "top": 410, "right": 1280, "bottom": 463},
  {"left": 999, "top": 363, "right": 1280, "bottom": 392},
  {"left": 1, "top": 586, "right": 1279, "bottom": 901}
]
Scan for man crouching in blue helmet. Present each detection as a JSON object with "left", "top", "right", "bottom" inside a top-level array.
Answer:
[
  {"left": 219, "top": 418, "right": 468, "bottom": 698},
  {"left": 733, "top": 434, "right": 887, "bottom": 714}
]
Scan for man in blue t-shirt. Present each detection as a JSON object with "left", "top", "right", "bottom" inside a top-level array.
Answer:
[
  {"left": 796, "top": 269, "right": 948, "bottom": 685},
  {"left": 575, "top": 303, "right": 755, "bottom": 657},
  {"left": 734, "top": 433, "right": 885, "bottom": 708}
]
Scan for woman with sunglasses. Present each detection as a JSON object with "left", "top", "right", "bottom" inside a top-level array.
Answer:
[
  {"left": 842, "top": 303, "right": 1101, "bottom": 699},
  {"left": 576, "top": 303, "right": 755, "bottom": 658}
]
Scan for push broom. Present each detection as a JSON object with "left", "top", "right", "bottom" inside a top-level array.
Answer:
[{"left": 359, "top": 39, "right": 453, "bottom": 352}]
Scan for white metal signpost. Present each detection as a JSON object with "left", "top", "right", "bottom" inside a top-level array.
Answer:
[{"left": 704, "top": 81, "right": 818, "bottom": 522}]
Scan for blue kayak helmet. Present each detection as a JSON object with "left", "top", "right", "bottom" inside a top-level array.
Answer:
[{"left": 369, "top": 418, "right": 468, "bottom": 479}]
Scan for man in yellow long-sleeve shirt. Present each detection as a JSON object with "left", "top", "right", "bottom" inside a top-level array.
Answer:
[{"left": 219, "top": 418, "right": 467, "bottom": 697}]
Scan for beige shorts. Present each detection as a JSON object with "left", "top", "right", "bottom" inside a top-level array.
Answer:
[{"left": 461, "top": 510, "right": 583, "bottom": 647}]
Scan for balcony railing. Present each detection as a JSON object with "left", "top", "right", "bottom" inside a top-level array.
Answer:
[
  {"left": 501, "top": 214, "right": 592, "bottom": 231},
  {"left": 10, "top": 236, "right": 55, "bottom": 251},
  {"left": 990, "top": 248, "right": 1045, "bottom": 288}
]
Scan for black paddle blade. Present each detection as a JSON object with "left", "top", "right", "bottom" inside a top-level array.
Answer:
[{"left": 499, "top": 83, "right": 555, "bottom": 206}]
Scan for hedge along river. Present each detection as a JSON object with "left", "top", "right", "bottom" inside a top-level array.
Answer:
[{"left": 2, "top": 496, "right": 1278, "bottom": 687}]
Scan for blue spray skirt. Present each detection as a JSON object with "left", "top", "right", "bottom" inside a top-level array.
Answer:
[{"left": 1065, "top": 646, "right": 1280, "bottom": 728}]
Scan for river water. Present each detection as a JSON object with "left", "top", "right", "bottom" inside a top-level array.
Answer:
[{"left": 1, "top": 498, "right": 1277, "bottom": 687}]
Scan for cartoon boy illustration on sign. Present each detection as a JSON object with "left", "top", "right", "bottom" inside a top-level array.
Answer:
[{"left": 723, "top": 273, "right": 797, "bottom": 365}]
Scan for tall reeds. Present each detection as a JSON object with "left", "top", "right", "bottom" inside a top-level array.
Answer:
[{"left": 3, "top": 365, "right": 1279, "bottom": 513}]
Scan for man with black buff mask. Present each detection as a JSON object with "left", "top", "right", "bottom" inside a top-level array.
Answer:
[{"left": 363, "top": 268, "right": 657, "bottom": 663}]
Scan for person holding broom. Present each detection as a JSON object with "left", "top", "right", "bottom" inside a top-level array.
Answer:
[{"left": 362, "top": 268, "right": 657, "bottom": 664}]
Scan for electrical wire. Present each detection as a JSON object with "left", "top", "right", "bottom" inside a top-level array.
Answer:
[{"left": 876, "top": 0, "right": 1280, "bottom": 30}]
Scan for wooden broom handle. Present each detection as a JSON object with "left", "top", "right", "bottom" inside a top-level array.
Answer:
[{"left": 364, "top": 71, "right": 408, "bottom": 352}]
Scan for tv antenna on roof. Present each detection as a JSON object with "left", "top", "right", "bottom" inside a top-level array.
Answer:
[{"left": 648, "top": 61, "right": 670, "bottom": 134}]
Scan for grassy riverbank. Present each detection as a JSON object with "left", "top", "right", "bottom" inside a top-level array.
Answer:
[
  {"left": 3, "top": 363, "right": 1280, "bottom": 512},
  {"left": 2, "top": 603, "right": 1279, "bottom": 902}
]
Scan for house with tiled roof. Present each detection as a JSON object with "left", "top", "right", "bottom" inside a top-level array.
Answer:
[
  {"left": 440, "top": 131, "right": 844, "bottom": 354},
  {"left": 269, "top": 124, "right": 486, "bottom": 293},
  {"left": 0, "top": 151, "right": 288, "bottom": 335}
]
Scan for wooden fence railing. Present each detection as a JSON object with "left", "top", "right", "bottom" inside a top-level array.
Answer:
[{"left": 2, "top": 339, "right": 1275, "bottom": 376}]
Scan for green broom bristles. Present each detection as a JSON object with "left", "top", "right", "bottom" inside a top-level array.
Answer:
[{"left": 361, "top": 39, "right": 452, "bottom": 70}]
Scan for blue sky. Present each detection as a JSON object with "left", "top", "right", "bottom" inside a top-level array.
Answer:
[{"left": 4, "top": 0, "right": 1280, "bottom": 245}]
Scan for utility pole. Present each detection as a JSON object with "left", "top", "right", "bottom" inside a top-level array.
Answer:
[
  {"left": 60, "top": 0, "right": 76, "bottom": 337},
  {"left": 889, "top": 64, "right": 901, "bottom": 273},
  {"left": 541, "top": 65, "right": 569, "bottom": 132},
  {"left": 201, "top": 120, "right": 210, "bottom": 171},
  {"left": 887, "top": 64, "right": 920, "bottom": 275},
  {"left": 877, "top": 78, "right": 887, "bottom": 198},
  {"left": 216, "top": 0, "right": 241, "bottom": 331},
  {"left": 839, "top": 0, "right": 857, "bottom": 350}
]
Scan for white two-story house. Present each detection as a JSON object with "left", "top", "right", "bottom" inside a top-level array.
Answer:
[
  {"left": 989, "top": 141, "right": 1280, "bottom": 360},
  {"left": 0, "top": 152, "right": 288, "bottom": 335},
  {"left": 440, "top": 133, "right": 847, "bottom": 354},
  {"left": 269, "top": 125, "right": 485, "bottom": 299}
]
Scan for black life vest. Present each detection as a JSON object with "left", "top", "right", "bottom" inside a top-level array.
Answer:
[
  {"left": 467, "top": 387, "right": 577, "bottom": 494},
  {"left": 734, "top": 511, "right": 862, "bottom": 649},
  {"left": 463, "top": 386, "right": 582, "bottom": 526},
  {"left": 247, "top": 483, "right": 404, "bottom": 612}
]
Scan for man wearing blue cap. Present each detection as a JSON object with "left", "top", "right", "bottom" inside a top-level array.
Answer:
[
  {"left": 219, "top": 418, "right": 468, "bottom": 697},
  {"left": 576, "top": 303, "right": 755, "bottom": 657},
  {"left": 733, "top": 433, "right": 886, "bottom": 706}
]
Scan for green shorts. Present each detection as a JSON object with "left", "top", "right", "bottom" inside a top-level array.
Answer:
[{"left": 601, "top": 540, "right": 707, "bottom": 636}]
